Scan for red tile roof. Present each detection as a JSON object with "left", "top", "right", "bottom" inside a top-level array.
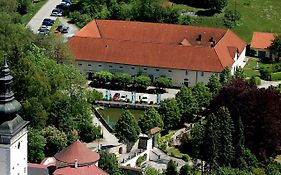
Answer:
[
  {"left": 69, "top": 20, "right": 246, "bottom": 72},
  {"left": 54, "top": 140, "right": 100, "bottom": 165},
  {"left": 28, "top": 163, "right": 48, "bottom": 169},
  {"left": 251, "top": 32, "right": 275, "bottom": 49},
  {"left": 53, "top": 164, "right": 109, "bottom": 175}
]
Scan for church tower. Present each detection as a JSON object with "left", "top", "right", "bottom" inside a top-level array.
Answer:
[{"left": 0, "top": 60, "right": 29, "bottom": 175}]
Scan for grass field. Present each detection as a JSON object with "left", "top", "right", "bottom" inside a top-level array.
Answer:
[
  {"left": 21, "top": 0, "right": 47, "bottom": 25},
  {"left": 97, "top": 107, "right": 145, "bottom": 128},
  {"left": 170, "top": 0, "right": 281, "bottom": 42},
  {"left": 243, "top": 57, "right": 274, "bottom": 77}
]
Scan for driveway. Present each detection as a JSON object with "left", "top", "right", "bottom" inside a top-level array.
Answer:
[
  {"left": 26, "top": 0, "right": 62, "bottom": 33},
  {"left": 58, "top": 17, "right": 80, "bottom": 42}
]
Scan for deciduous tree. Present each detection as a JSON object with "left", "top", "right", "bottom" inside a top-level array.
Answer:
[
  {"left": 159, "top": 99, "right": 181, "bottom": 130},
  {"left": 138, "top": 108, "right": 164, "bottom": 133},
  {"left": 115, "top": 110, "right": 140, "bottom": 144}
]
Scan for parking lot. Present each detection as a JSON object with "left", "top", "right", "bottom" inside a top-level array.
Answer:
[
  {"left": 93, "top": 87, "right": 179, "bottom": 104},
  {"left": 26, "top": 0, "right": 78, "bottom": 40}
]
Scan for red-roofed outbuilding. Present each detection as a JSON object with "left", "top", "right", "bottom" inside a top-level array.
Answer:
[{"left": 250, "top": 32, "right": 276, "bottom": 59}]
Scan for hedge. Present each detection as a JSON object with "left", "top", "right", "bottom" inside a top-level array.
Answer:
[
  {"left": 136, "top": 154, "right": 147, "bottom": 167},
  {"left": 271, "top": 72, "right": 281, "bottom": 81},
  {"left": 254, "top": 77, "right": 261, "bottom": 85}
]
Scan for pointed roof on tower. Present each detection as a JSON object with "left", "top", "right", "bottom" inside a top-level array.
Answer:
[
  {"left": 0, "top": 59, "right": 21, "bottom": 120},
  {"left": 0, "top": 59, "right": 29, "bottom": 143},
  {"left": 54, "top": 140, "right": 100, "bottom": 166}
]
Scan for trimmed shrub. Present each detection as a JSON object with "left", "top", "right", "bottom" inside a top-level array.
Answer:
[
  {"left": 271, "top": 72, "right": 281, "bottom": 81},
  {"left": 249, "top": 76, "right": 261, "bottom": 85},
  {"left": 136, "top": 154, "right": 147, "bottom": 167}
]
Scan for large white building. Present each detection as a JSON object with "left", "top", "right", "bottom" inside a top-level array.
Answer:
[{"left": 68, "top": 20, "right": 247, "bottom": 87}]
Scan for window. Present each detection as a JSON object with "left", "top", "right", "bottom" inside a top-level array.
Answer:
[
  {"left": 120, "top": 66, "right": 123, "bottom": 69},
  {"left": 185, "top": 70, "right": 188, "bottom": 75},
  {"left": 78, "top": 63, "right": 82, "bottom": 66},
  {"left": 131, "top": 67, "right": 135, "bottom": 69},
  {"left": 184, "top": 78, "right": 189, "bottom": 81},
  {"left": 17, "top": 142, "right": 20, "bottom": 149},
  {"left": 109, "top": 65, "right": 113, "bottom": 68},
  {"left": 98, "top": 65, "right": 102, "bottom": 67},
  {"left": 201, "top": 72, "right": 204, "bottom": 76},
  {"left": 144, "top": 68, "right": 147, "bottom": 71},
  {"left": 156, "top": 69, "right": 159, "bottom": 71},
  {"left": 88, "top": 64, "right": 91, "bottom": 66},
  {"left": 168, "top": 70, "right": 172, "bottom": 72}
]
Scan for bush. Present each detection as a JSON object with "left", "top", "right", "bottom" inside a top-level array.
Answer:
[
  {"left": 182, "top": 154, "right": 191, "bottom": 162},
  {"left": 271, "top": 72, "right": 281, "bottom": 81},
  {"left": 249, "top": 76, "right": 261, "bottom": 85},
  {"left": 259, "top": 67, "right": 272, "bottom": 80},
  {"left": 136, "top": 153, "right": 147, "bottom": 167},
  {"left": 223, "top": 9, "right": 241, "bottom": 28}
]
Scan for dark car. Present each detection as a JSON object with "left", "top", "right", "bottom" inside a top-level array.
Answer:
[
  {"left": 61, "top": 26, "right": 69, "bottom": 33},
  {"left": 113, "top": 93, "right": 120, "bottom": 101},
  {"left": 55, "top": 25, "right": 63, "bottom": 33},
  {"left": 51, "top": 11, "right": 62, "bottom": 17},
  {"left": 42, "top": 18, "right": 55, "bottom": 26}
]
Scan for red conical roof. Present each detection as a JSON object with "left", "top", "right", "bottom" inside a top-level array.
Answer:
[{"left": 54, "top": 140, "right": 100, "bottom": 165}]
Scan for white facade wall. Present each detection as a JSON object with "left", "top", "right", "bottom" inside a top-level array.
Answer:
[
  {"left": 231, "top": 47, "right": 247, "bottom": 74},
  {"left": 0, "top": 128, "right": 28, "bottom": 175},
  {"left": 75, "top": 61, "right": 219, "bottom": 87},
  {"left": 252, "top": 48, "right": 271, "bottom": 58}
]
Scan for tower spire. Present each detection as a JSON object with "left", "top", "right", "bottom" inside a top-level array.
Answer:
[{"left": 0, "top": 59, "right": 21, "bottom": 121}]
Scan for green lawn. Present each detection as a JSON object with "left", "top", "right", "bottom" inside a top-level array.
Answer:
[
  {"left": 97, "top": 107, "right": 145, "bottom": 128},
  {"left": 21, "top": 0, "right": 48, "bottom": 25},
  {"left": 169, "top": 0, "right": 281, "bottom": 42},
  {"left": 243, "top": 57, "right": 274, "bottom": 78}
]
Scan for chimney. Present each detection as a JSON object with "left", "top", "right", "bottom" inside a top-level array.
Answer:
[{"left": 74, "top": 159, "right": 78, "bottom": 168}]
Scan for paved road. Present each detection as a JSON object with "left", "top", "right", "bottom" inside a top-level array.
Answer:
[
  {"left": 87, "top": 113, "right": 121, "bottom": 150},
  {"left": 258, "top": 80, "right": 281, "bottom": 89},
  {"left": 26, "top": 0, "right": 61, "bottom": 33}
]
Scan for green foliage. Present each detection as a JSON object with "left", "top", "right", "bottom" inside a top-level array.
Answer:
[
  {"left": 271, "top": 72, "right": 281, "bottom": 81},
  {"left": 211, "top": 167, "right": 249, "bottom": 175},
  {"left": 17, "top": 0, "right": 32, "bottom": 14},
  {"left": 207, "top": 107, "right": 234, "bottom": 167},
  {"left": 249, "top": 76, "right": 261, "bottom": 86},
  {"left": 220, "top": 67, "right": 232, "bottom": 84},
  {"left": 154, "top": 77, "right": 172, "bottom": 89},
  {"left": 115, "top": 110, "right": 140, "bottom": 144},
  {"left": 188, "top": 123, "right": 205, "bottom": 159},
  {"left": 191, "top": 83, "right": 212, "bottom": 109},
  {"left": 223, "top": 9, "right": 241, "bottom": 28},
  {"left": 176, "top": 86, "right": 199, "bottom": 122},
  {"left": 179, "top": 164, "right": 193, "bottom": 175},
  {"left": 86, "top": 89, "right": 103, "bottom": 104},
  {"left": 113, "top": 73, "right": 132, "bottom": 87},
  {"left": 165, "top": 160, "right": 178, "bottom": 175},
  {"left": 79, "top": 122, "right": 101, "bottom": 143},
  {"left": 138, "top": 108, "right": 164, "bottom": 133},
  {"left": 159, "top": 99, "right": 181, "bottom": 130},
  {"left": 259, "top": 66, "right": 272, "bottom": 80},
  {"left": 158, "top": 131, "right": 175, "bottom": 151},
  {"left": 136, "top": 153, "right": 147, "bottom": 167},
  {"left": 269, "top": 34, "right": 281, "bottom": 58},
  {"left": 207, "top": 74, "right": 222, "bottom": 95},
  {"left": 99, "top": 151, "right": 122, "bottom": 175},
  {"left": 265, "top": 161, "right": 281, "bottom": 175},
  {"left": 94, "top": 71, "right": 114, "bottom": 84},
  {"left": 179, "top": 15, "right": 191, "bottom": 25},
  {"left": 144, "top": 167, "right": 162, "bottom": 175},
  {"left": 133, "top": 75, "right": 151, "bottom": 90},
  {"left": 28, "top": 128, "right": 46, "bottom": 163},
  {"left": 209, "top": 0, "right": 228, "bottom": 11},
  {"left": 41, "top": 126, "right": 67, "bottom": 156},
  {"left": 234, "top": 67, "right": 246, "bottom": 79}
]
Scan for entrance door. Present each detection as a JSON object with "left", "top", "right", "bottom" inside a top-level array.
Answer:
[{"left": 258, "top": 51, "right": 266, "bottom": 59}]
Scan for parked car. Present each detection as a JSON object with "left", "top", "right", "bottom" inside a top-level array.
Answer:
[
  {"left": 54, "top": 25, "right": 63, "bottom": 33},
  {"left": 120, "top": 95, "right": 127, "bottom": 101},
  {"left": 42, "top": 18, "right": 55, "bottom": 26},
  {"left": 38, "top": 26, "right": 49, "bottom": 35},
  {"left": 113, "top": 93, "right": 120, "bottom": 101},
  {"left": 141, "top": 94, "right": 150, "bottom": 103},
  {"left": 51, "top": 11, "right": 62, "bottom": 17},
  {"left": 61, "top": 26, "right": 69, "bottom": 33}
]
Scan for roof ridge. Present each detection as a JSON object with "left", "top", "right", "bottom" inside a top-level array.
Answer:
[{"left": 94, "top": 19, "right": 102, "bottom": 38}]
